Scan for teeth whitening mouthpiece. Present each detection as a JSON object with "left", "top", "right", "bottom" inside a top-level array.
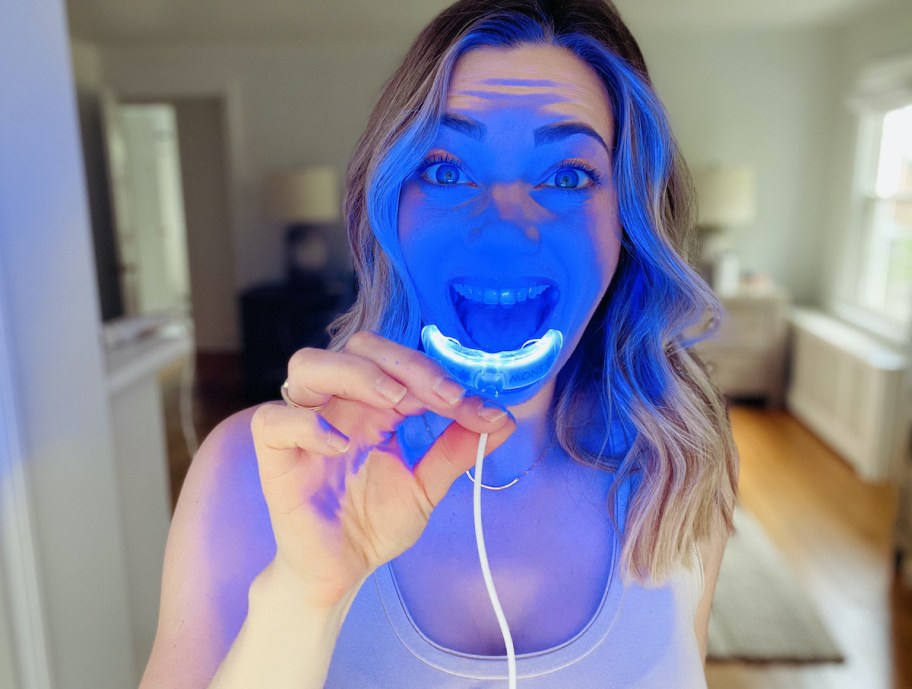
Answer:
[{"left": 420, "top": 325, "right": 564, "bottom": 397}]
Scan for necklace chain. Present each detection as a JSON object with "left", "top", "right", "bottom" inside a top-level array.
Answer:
[{"left": 422, "top": 415, "right": 546, "bottom": 491}]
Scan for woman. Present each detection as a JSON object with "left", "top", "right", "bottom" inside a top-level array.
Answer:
[{"left": 140, "top": 1, "right": 738, "bottom": 687}]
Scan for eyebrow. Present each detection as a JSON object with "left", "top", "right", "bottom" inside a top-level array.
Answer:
[
  {"left": 440, "top": 113, "right": 611, "bottom": 157},
  {"left": 441, "top": 114, "right": 486, "bottom": 140},
  {"left": 535, "top": 122, "right": 612, "bottom": 157}
]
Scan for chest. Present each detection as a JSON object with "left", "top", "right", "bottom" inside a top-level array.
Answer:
[{"left": 389, "top": 471, "right": 619, "bottom": 655}]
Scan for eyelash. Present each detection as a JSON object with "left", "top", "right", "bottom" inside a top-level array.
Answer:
[{"left": 418, "top": 153, "right": 604, "bottom": 191}]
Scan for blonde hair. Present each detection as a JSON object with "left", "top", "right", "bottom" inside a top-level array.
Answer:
[{"left": 329, "top": 0, "right": 738, "bottom": 585}]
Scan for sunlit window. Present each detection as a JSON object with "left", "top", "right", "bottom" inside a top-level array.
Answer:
[{"left": 855, "top": 103, "right": 912, "bottom": 325}]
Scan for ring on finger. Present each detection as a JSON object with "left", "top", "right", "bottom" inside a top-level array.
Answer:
[{"left": 281, "top": 380, "right": 326, "bottom": 412}]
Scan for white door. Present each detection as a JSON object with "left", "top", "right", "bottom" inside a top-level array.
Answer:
[{"left": 100, "top": 94, "right": 192, "bottom": 317}]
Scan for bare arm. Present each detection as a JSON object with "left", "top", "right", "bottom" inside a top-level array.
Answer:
[
  {"left": 138, "top": 406, "right": 281, "bottom": 688},
  {"left": 138, "top": 406, "right": 366, "bottom": 689},
  {"left": 207, "top": 558, "right": 365, "bottom": 689}
]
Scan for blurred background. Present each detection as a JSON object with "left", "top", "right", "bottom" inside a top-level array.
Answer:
[{"left": 1, "top": 0, "right": 911, "bottom": 687}]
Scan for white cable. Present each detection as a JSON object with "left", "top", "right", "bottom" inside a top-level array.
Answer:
[{"left": 473, "top": 431, "right": 517, "bottom": 689}]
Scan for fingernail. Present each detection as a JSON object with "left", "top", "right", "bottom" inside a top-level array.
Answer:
[
  {"left": 433, "top": 377, "right": 466, "bottom": 406},
  {"left": 375, "top": 376, "right": 407, "bottom": 404},
  {"left": 327, "top": 429, "right": 351, "bottom": 453},
  {"left": 477, "top": 400, "right": 507, "bottom": 423}
]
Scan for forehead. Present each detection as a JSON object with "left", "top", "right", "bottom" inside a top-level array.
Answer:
[{"left": 446, "top": 44, "right": 614, "bottom": 132}]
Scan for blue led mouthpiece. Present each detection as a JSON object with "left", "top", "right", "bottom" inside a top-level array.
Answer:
[{"left": 420, "top": 325, "right": 564, "bottom": 397}]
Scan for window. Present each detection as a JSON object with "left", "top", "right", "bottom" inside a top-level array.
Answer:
[
  {"left": 841, "top": 100, "right": 912, "bottom": 341},
  {"left": 854, "top": 104, "right": 912, "bottom": 324}
]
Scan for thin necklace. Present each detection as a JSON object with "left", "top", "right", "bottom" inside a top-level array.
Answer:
[{"left": 422, "top": 415, "right": 547, "bottom": 491}]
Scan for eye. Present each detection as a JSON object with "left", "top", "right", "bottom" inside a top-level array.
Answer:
[
  {"left": 543, "top": 162, "right": 602, "bottom": 190},
  {"left": 419, "top": 154, "right": 473, "bottom": 187}
]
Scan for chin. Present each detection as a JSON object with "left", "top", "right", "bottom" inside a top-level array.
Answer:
[{"left": 487, "top": 379, "right": 550, "bottom": 407}]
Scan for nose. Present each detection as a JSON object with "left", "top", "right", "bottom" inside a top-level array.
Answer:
[{"left": 466, "top": 181, "right": 549, "bottom": 254}]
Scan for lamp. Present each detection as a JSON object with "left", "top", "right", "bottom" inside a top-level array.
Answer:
[
  {"left": 692, "top": 164, "right": 756, "bottom": 296},
  {"left": 264, "top": 165, "right": 341, "bottom": 288}
]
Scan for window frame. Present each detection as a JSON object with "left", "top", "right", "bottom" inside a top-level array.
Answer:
[{"left": 831, "top": 100, "right": 912, "bottom": 346}]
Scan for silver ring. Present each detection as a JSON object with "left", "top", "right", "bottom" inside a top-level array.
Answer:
[{"left": 281, "top": 380, "right": 325, "bottom": 412}]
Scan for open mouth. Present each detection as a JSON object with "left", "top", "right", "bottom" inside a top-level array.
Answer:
[{"left": 450, "top": 278, "right": 559, "bottom": 352}]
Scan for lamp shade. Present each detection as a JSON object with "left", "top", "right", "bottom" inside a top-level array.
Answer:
[
  {"left": 693, "top": 164, "right": 756, "bottom": 227},
  {"left": 265, "top": 165, "right": 340, "bottom": 224}
]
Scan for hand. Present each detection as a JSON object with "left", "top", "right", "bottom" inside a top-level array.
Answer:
[{"left": 250, "top": 331, "right": 516, "bottom": 608}]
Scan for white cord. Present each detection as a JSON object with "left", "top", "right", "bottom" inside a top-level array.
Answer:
[{"left": 473, "top": 431, "right": 517, "bottom": 689}]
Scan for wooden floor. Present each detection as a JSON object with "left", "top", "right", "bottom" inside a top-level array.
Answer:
[
  {"left": 162, "top": 354, "right": 912, "bottom": 689},
  {"left": 707, "top": 404, "right": 911, "bottom": 689}
]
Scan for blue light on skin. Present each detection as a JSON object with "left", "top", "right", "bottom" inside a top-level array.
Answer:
[{"left": 397, "top": 43, "right": 624, "bottom": 486}]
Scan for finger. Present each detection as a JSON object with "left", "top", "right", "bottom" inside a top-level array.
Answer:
[
  {"left": 285, "top": 347, "right": 410, "bottom": 410},
  {"left": 344, "top": 331, "right": 468, "bottom": 409},
  {"left": 345, "top": 332, "right": 507, "bottom": 431},
  {"left": 413, "top": 413, "right": 517, "bottom": 507},
  {"left": 446, "top": 395, "right": 516, "bottom": 435},
  {"left": 392, "top": 391, "right": 429, "bottom": 418},
  {"left": 250, "top": 402, "right": 351, "bottom": 483}
]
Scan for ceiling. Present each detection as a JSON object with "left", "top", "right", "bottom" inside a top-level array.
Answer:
[{"left": 67, "top": 0, "right": 896, "bottom": 44}]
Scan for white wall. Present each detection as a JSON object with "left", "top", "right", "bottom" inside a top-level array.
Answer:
[
  {"left": 174, "top": 98, "right": 240, "bottom": 351},
  {"left": 637, "top": 26, "right": 837, "bottom": 305},
  {"left": 0, "top": 1, "right": 136, "bottom": 687}
]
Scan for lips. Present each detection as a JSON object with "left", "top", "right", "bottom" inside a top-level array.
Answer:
[{"left": 449, "top": 278, "right": 559, "bottom": 352}]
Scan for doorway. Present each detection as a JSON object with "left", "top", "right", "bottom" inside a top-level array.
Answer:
[
  {"left": 102, "top": 94, "right": 238, "bottom": 352},
  {"left": 115, "top": 102, "right": 192, "bottom": 318}
]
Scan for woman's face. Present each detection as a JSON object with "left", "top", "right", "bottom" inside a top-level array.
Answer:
[{"left": 398, "top": 43, "right": 622, "bottom": 402}]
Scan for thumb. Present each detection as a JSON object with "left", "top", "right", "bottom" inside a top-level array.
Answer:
[{"left": 413, "top": 413, "right": 517, "bottom": 507}]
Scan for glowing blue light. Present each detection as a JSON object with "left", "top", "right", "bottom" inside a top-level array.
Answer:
[{"left": 421, "top": 324, "right": 564, "bottom": 397}]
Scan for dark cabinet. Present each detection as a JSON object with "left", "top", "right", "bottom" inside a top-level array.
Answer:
[{"left": 239, "top": 280, "right": 352, "bottom": 404}]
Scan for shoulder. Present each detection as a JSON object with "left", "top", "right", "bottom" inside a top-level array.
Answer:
[
  {"left": 140, "top": 405, "right": 277, "bottom": 687},
  {"left": 172, "top": 404, "right": 277, "bottom": 565}
]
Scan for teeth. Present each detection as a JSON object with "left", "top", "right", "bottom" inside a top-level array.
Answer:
[{"left": 453, "top": 283, "right": 550, "bottom": 306}]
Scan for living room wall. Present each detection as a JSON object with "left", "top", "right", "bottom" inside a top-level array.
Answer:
[{"left": 637, "top": 25, "right": 836, "bottom": 306}]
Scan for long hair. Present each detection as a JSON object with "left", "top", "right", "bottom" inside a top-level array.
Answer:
[{"left": 329, "top": 0, "right": 739, "bottom": 585}]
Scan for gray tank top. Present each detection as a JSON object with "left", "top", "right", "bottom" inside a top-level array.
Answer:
[{"left": 324, "top": 471, "right": 707, "bottom": 688}]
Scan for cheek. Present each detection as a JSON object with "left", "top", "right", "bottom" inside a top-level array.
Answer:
[
  {"left": 397, "top": 184, "right": 424, "bottom": 250},
  {"left": 567, "top": 198, "right": 623, "bottom": 294},
  {"left": 397, "top": 184, "right": 460, "bottom": 304},
  {"left": 398, "top": 182, "right": 465, "bottom": 235},
  {"left": 594, "top": 218, "right": 622, "bottom": 288},
  {"left": 398, "top": 186, "right": 437, "bottom": 271}
]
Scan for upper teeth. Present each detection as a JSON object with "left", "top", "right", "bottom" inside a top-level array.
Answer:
[{"left": 453, "top": 283, "right": 550, "bottom": 306}]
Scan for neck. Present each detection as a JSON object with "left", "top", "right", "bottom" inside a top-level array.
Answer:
[{"left": 471, "top": 378, "right": 560, "bottom": 487}]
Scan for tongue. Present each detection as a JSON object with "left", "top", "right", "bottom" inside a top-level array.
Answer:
[{"left": 460, "top": 302, "right": 542, "bottom": 352}]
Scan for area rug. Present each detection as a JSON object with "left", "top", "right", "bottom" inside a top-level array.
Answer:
[{"left": 706, "top": 506, "right": 844, "bottom": 663}]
